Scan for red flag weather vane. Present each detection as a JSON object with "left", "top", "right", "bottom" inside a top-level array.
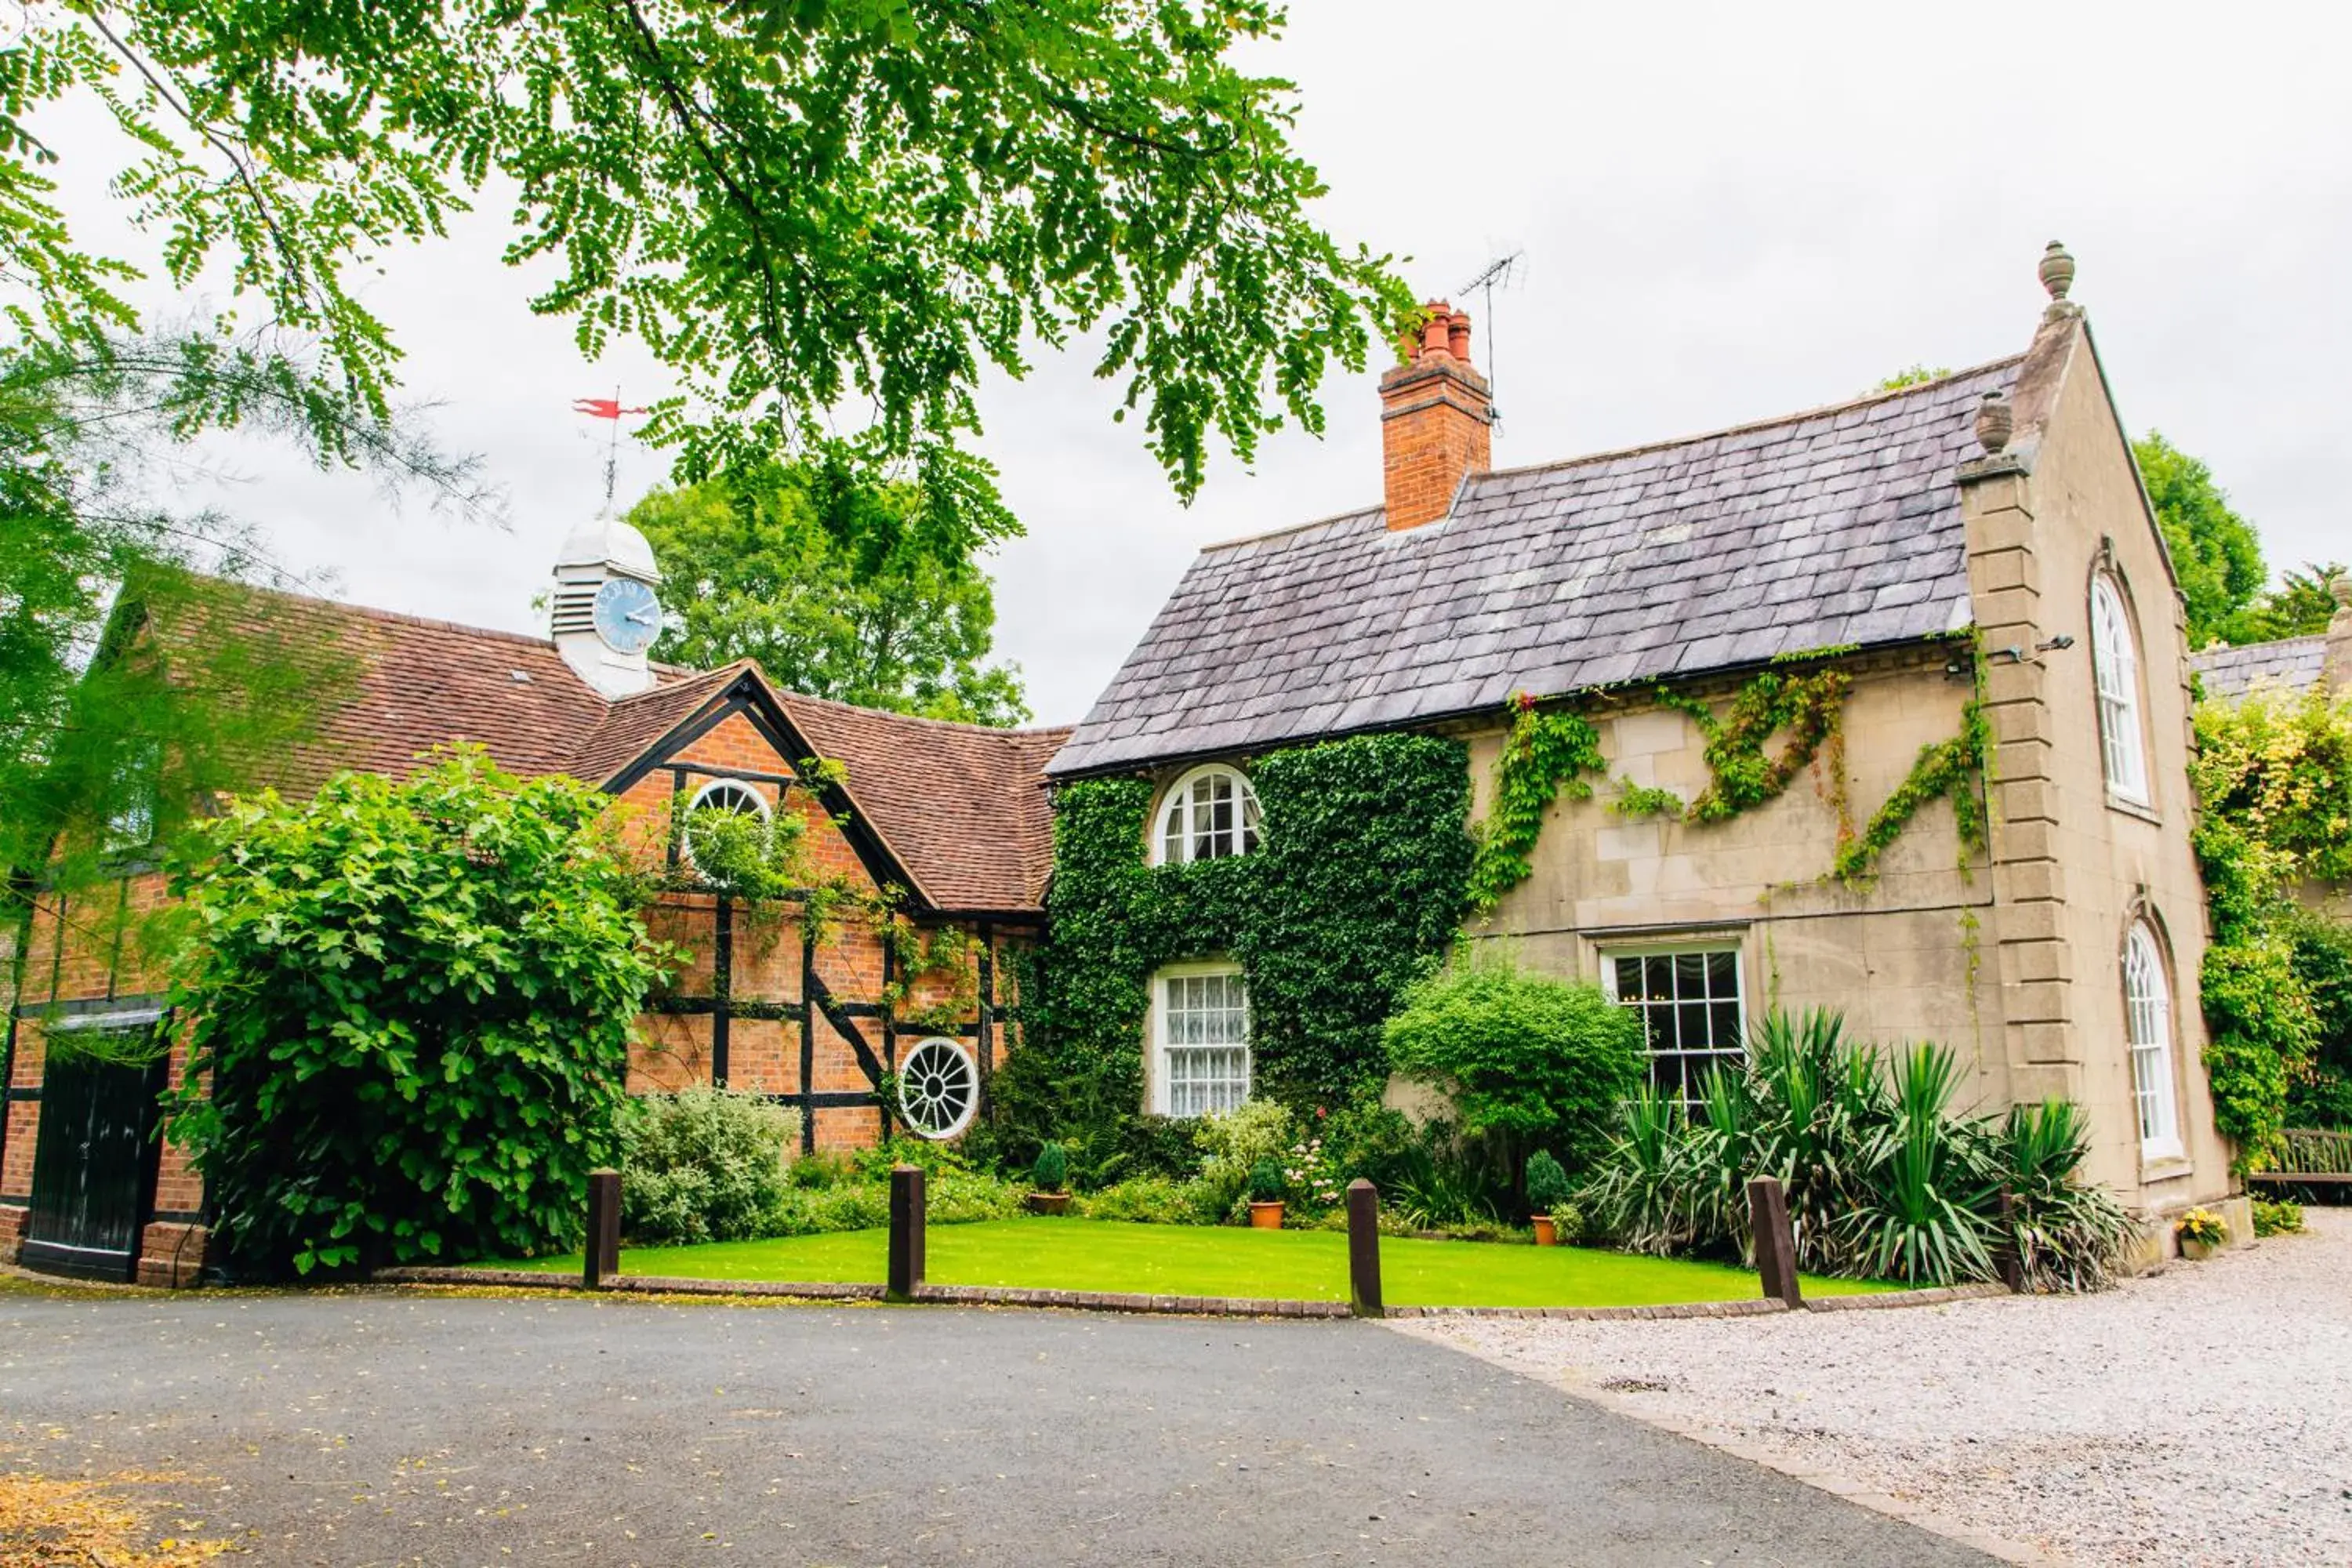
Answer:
[{"left": 575, "top": 390, "right": 650, "bottom": 508}]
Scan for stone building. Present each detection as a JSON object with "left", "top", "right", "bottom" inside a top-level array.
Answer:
[
  {"left": 1050, "top": 245, "right": 2238, "bottom": 1232},
  {"left": 2189, "top": 576, "right": 2352, "bottom": 702},
  {"left": 0, "top": 511, "right": 1066, "bottom": 1283}
]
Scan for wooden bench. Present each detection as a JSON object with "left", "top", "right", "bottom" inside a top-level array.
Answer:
[{"left": 2249, "top": 1128, "right": 2352, "bottom": 1186}]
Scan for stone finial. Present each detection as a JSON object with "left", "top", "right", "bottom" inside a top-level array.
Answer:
[
  {"left": 2039, "top": 241, "right": 2081, "bottom": 321},
  {"left": 2039, "top": 241, "right": 2075, "bottom": 302},
  {"left": 2332, "top": 572, "right": 2352, "bottom": 612},
  {"left": 1973, "top": 390, "right": 2014, "bottom": 456}
]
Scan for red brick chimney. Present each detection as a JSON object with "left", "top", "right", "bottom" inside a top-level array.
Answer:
[{"left": 1379, "top": 299, "right": 1494, "bottom": 530}]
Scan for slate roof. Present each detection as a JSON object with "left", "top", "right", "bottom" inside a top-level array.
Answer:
[
  {"left": 1049, "top": 358, "right": 2021, "bottom": 778},
  {"left": 141, "top": 579, "right": 1064, "bottom": 913},
  {"left": 2190, "top": 635, "right": 2328, "bottom": 700}
]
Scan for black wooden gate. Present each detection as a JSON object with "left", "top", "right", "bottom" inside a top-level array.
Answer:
[{"left": 22, "top": 1040, "right": 168, "bottom": 1282}]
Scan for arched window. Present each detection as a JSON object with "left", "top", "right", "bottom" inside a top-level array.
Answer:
[
  {"left": 682, "top": 777, "right": 771, "bottom": 867},
  {"left": 2124, "top": 921, "right": 2181, "bottom": 1158},
  {"left": 1152, "top": 765, "right": 1261, "bottom": 866},
  {"left": 2090, "top": 575, "right": 2150, "bottom": 805}
]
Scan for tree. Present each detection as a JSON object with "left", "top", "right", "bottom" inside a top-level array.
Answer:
[
  {"left": 11, "top": 1, "right": 1410, "bottom": 499},
  {"left": 629, "top": 457, "right": 1029, "bottom": 723},
  {"left": 2132, "top": 432, "right": 2267, "bottom": 647},
  {"left": 0, "top": 332, "right": 479, "bottom": 918},
  {"left": 165, "top": 748, "right": 668, "bottom": 1276},
  {"left": 2229, "top": 561, "right": 2348, "bottom": 644}
]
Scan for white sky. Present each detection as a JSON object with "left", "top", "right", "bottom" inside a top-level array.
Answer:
[{"left": 48, "top": 0, "right": 2352, "bottom": 725}]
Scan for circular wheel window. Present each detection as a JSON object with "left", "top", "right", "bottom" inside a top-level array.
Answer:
[{"left": 898, "top": 1037, "right": 978, "bottom": 1140}]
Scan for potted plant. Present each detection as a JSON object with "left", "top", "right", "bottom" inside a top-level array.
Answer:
[
  {"left": 1525, "top": 1150, "right": 1573, "bottom": 1246},
  {"left": 2175, "top": 1207, "right": 2227, "bottom": 1261},
  {"left": 1246, "top": 1156, "right": 1287, "bottom": 1229},
  {"left": 1027, "top": 1141, "right": 1072, "bottom": 1215}
]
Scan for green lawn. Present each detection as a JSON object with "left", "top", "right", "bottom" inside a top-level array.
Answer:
[{"left": 499, "top": 1218, "right": 1891, "bottom": 1308}]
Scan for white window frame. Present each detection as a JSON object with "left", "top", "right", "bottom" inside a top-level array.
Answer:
[
  {"left": 681, "top": 776, "right": 772, "bottom": 869},
  {"left": 1599, "top": 942, "right": 1748, "bottom": 1111},
  {"left": 1150, "top": 764, "right": 1262, "bottom": 866},
  {"left": 2124, "top": 921, "right": 2183, "bottom": 1160},
  {"left": 1150, "top": 960, "right": 1251, "bottom": 1117},
  {"left": 2090, "top": 574, "right": 2151, "bottom": 808}
]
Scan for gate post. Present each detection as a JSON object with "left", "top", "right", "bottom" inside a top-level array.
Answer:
[
  {"left": 1346, "top": 1178, "right": 1383, "bottom": 1318},
  {"left": 1746, "top": 1176, "right": 1802, "bottom": 1308},
  {"left": 887, "top": 1163, "right": 927, "bottom": 1301},
  {"left": 584, "top": 1168, "right": 622, "bottom": 1290}
]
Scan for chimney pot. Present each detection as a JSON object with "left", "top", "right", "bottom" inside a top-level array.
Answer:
[
  {"left": 1379, "top": 294, "right": 1493, "bottom": 531},
  {"left": 1446, "top": 310, "right": 1472, "bottom": 364}
]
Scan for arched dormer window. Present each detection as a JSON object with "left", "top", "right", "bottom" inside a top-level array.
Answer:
[
  {"left": 2089, "top": 574, "right": 2151, "bottom": 805},
  {"left": 2123, "top": 920, "right": 2181, "bottom": 1160},
  {"left": 1152, "top": 765, "right": 1261, "bottom": 866},
  {"left": 682, "top": 776, "right": 771, "bottom": 868}
]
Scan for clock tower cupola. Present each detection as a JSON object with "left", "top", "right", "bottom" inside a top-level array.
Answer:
[{"left": 552, "top": 507, "right": 665, "bottom": 698}]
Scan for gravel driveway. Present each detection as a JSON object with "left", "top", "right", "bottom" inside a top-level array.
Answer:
[{"left": 1390, "top": 1207, "right": 2352, "bottom": 1567}]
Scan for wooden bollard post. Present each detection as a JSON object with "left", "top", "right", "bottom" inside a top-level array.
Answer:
[
  {"left": 1994, "top": 1184, "right": 2026, "bottom": 1294},
  {"left": 1346, "top": 1178, "right": 1383, "bottom": 1318},
  {"left": 1746, "top": 1175, "right": 1802, "bottom": 1308},
  {"left": 887, "top": 1163, "right": 927, "bottom": 1301},
  {"left": 584, "top": 1168, "right": 622, "bottom": 1290}
]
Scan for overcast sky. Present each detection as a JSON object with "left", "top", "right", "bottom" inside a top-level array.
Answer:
[{"left": 54, "top": 1, "right": 2352, "bottom": 725}]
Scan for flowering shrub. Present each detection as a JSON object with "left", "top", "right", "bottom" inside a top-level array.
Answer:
[{"left": 1283, "top": 1134, "right": 1343, "bottom": 1211}]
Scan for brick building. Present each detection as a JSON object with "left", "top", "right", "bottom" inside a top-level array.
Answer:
[
  {"left": 1050, "top": 245, "right": 2240, "bottom": 1240},
  {"left": 1, "top": 514, "right": 1066, "bottom": 1283}
]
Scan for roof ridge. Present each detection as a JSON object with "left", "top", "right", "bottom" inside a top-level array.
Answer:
[
  {"left": 1195, "top": 354, "right": 2025, "bottom": 556},
  {"left": 775, "top": 686, "right": 1074, "bottom": 742},
  {"left": 211, "top": 575, "right": 573, "bottom": 654}
]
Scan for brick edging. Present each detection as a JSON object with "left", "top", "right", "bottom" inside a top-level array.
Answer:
[{"left": 372, "top": 1269, "right": 2012, "bottom": 1319}]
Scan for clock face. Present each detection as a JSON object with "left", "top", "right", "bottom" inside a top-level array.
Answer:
[{"left": 593, "top": 576, "right": 662, "bottom": 654}]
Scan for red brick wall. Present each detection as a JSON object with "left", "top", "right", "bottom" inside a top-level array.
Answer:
[{"left": 3, "top": 695, "right": 1036, "bottom": 1281}]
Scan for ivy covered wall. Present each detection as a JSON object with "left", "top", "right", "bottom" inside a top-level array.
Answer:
[{"left": 987, "top": 732, "right": 1474, "bottom": 1168}]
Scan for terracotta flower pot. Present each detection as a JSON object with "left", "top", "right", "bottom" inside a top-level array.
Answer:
[
  {"left": 1531, "top": 1214, "right": 1559, "bottom": 1247},
  {"left": 1027, "top": 1192, "right": 1072, "bottom": 1216},
  {"left": 2180, "top": 1237, "right": 2216, "bottom": 1262},
  {"left": 1248, "top": 1200, "right": 1285, "bottom": 1230}
]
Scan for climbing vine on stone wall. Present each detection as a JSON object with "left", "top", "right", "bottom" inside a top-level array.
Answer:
[
  {"left": 1464, "top": 692, "right": 1606, "bottom": 912},
  {"left": 992, "top": 732, "right": 1475, "bottom": 1176},
  {"left": 1472, "top": 645, "right": 1990, "bottom": 909}
]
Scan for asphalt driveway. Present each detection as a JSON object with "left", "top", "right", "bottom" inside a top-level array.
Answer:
[{"left": 0, "top": 1286, "right": 1990, "bottom": 1566}]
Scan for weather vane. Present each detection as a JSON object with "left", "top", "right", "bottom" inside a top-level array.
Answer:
[{"left": 573, "top": 390, "right": 650, "bottom": 510}]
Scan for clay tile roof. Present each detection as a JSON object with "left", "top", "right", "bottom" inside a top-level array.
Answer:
[
  {"left": 1050, "top": 358, "right": 2022, "bottom": 777},
  {"left": 775, "top": 691, "right": 1072, "bottom": 913},
  {"left": 142, "top": 577, "right": 1068, "bottom": 913},
  {"left": 144, "top": 579, "right": 613, "bottom": 793},
  {"left": 2190, "top": 634, "right": 2328, "bottom": 700},
  {"left": 568, "top": 662, "right": 751, "bottom": 785}
]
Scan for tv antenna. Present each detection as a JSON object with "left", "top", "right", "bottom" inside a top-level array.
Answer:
[{"left": 1457, "top": 251, "right": 1523, "bottom": 424}]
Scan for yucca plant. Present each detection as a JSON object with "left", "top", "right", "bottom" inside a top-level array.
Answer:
[
  {"left": 1683, "top": 1062, "right": 1759, "bottom": 1261},
  {"left": 1999, "top": 1099, "right": 2140, "bottom": 1291},
  {"left": 1838, "top": 1043, "right": 1996, "bottom": 1285},
  {"left": 1577, "top": 1084, "right": 1693, "bottom": 1256}
]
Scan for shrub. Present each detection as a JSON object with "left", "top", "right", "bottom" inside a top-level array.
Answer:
[
  {"left": 1195, "top": 1098, "right": 1296, "bottom": 1215},
  {"left": 621, "top": 1088, "right": 801, "bottom": 1246},
  {"left": 162, "top": 747, "right": 666, "bottom": 1276},
  {"left": 2252, "top": 1195, "right": 2306, "bottom": 1236},
  {"left": 1578, "top": 1007, "right": 2136, "bottom": 1290},
  {"left": 2285, "top": 911, "right": 2352, "bottom": 1129},
  {"left": 1075, "top": 1175, "right": 1222, "bottom": 1225},
  {"left": 1383, "top": 950, "right": 1645, "bottom": 1180},
  {"left": 1998, "top": 1100, "right": 2140, "bottom": 1292},
  {"left": 1523, "top": 1150, "right": 1573, "bottom": 1219},
  {"left": 1247, "top": 1156, "right": 1287, "bottom": 1205},
  {"left": 1031, "top": 1140, "right": 1069, "bottom": 1193}
]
